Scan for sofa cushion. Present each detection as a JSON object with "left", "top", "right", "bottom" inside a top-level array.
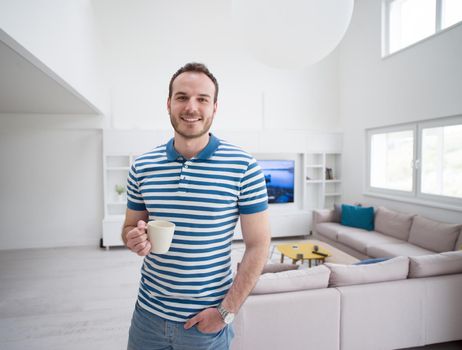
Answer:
[
  {"left": 315, "top": 222, "right": 344, "bottom": 241},
  {"left": 338, "top": 230, "right": 402, "bottom": 255},
  {"left": 408, "top": 250, "right": 462, "bottom": 278},
  {"left": 341, "top": 204, "right": 375, "bottom": 231},
  {"left": 367, "top": 242, "right": 434, "bottom": 258},
  {"left": 237, "top": 262, "right": 300, "bottom": 274},
  {"left": 456, "top": 230, "right": 462, "bottom": 251},
  {"left": 374, "top": 207, "right": 414, "bottom": 240},
  {"left": 408, "top": 216, "right": 461, "bottom": 252},
  {"left": 325, "top": 256, "right": 409, "bottom": 287},
  {"left": 333, "top": 203, "right": 342, "bottom": 222},
  {"left": 313, "top": 209, "right": 337, "bottom": 225},
  {"left": 251, "top": 265, "right": 330, "bottom": 295},
  {"left": 261, "top": 263, "right": 299, "bottom": 274}
]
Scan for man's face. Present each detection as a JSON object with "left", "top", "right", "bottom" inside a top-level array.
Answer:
[{"left": 167, "top": 72, "right": 217, "bottom": 140}]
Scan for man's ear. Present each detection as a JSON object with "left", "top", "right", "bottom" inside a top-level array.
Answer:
[
  {"left": 213, "top": 102, "right": 218, "bottom": 115},
  {"left": 167, "top": 97, "right": 171, "bottom": 111}
]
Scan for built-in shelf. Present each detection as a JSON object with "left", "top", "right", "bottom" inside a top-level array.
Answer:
[
  {"left": 100, "top": 140, "right": 343, "bottom": 247},
  {"left": 106, "top": 167, "right": 130, "bottom": 171},
  {"left": 303, "top": 152, "right": 342, "bottom": 210},
  {"left": 102, "top": 153, "right": 138, "bottom": 248},
  {"left": 105, "top": 214, "right": 125, "bottom": 220}
]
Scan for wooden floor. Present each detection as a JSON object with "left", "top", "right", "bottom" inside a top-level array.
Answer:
[
  {"left": 0, "top": 246, "right": 142, "bottom": 350},
  {"left": 0, "top": 243, "right": 461, "bottom": 350}
]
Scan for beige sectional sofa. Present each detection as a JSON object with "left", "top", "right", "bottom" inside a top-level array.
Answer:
[
  {"left": 231, "top": 207, "right": 462, "bottom": 350},
  {"left": 231, "top": 252, "right": 462, "bottom": 350},
  {"left": 313, "top": 206, "right": 462, "bottom": 260}
]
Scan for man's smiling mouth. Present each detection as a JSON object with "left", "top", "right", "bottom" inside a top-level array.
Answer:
[{"left": 181, "top": 116, "right": 201, "bottom": 123}]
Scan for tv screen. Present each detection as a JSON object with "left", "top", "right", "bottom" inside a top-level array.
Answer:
[{"left": 258, "top": 160, "right": 295, "bottom": 204}]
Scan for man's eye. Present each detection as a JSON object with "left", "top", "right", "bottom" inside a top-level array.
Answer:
[
  {"left": 198, "top": 98, "right": 208, "bottom": 103},
  {"left": 176, "top": 96, "right": 187, "bottom": 101}
]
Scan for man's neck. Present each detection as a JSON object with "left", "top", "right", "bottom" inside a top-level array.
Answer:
[{"left": 174, "top": 132, "right": 210, "bottom": 159}]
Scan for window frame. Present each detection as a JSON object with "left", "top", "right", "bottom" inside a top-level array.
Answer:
[
  {"left": 366, "top": 123, "right": 417, "bottom": 198},
  {"left": 366, "top": 115, "right": 462, "bottom": 211},
  {"left": 417, "top": 115, "right": 462, "bottom": 206},
  {"left": 382, "top": 0, "right": 462, "bottom": 57}
]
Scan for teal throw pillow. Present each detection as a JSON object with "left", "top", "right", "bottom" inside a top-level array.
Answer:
[{"left": 341, "top": 204, "right": 375, "bottom": 231}]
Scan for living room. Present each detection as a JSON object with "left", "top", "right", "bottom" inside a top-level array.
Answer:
[{"left": 0, "top": 0, "right": 461, "bottom": 349}]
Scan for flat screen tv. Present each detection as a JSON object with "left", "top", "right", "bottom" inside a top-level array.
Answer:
[{"left": 257, "top": 160, "right": 295, "bottom": 204}]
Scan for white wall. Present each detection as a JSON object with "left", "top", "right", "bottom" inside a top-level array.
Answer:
[
  {"left": 338, "top": 0, "right": 462, "bottom": 223},
  {"left": 93, "top": 0, "right": 340, "bottom": 133},
  {"left": 0, "top": 115, "right": 103, "bottom": 250},
  {"left": 0, "top": 0, "right": 109, "bottom": 115}
]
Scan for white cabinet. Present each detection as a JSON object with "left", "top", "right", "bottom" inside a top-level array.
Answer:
[
  {"left": 102, "top": 154, "right": 138, "bottom": 248},
  {"left": 102, "top": 218, "right": 125, "bottom": 247},
  {"left": 304, "top": 153, "right": 342, "bottom": 210},
  {"left": 233, "top": 210, "right": 311, "bottom": 240}
]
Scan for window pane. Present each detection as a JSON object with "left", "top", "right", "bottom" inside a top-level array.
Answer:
[
  {"left": 389, "top": 0, "right": 436, "bottom": 53},
  {"left": 442, "top": 0, "right": 462, "bottom": 29},
  {"left": 421, "top": 124, "right": 462, "bottom": 198},
  {"left": 370, "top": 130, "right": 414, "bottom": 192}
]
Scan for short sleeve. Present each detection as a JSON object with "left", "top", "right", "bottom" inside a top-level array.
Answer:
[
  {"left": 126, "top": 163, "right": 146, "bottom": 211},
  {"left": 238, "top": 158, "right": 268, "bottom": 214}
]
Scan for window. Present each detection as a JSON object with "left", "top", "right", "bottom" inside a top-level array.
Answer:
[
  {"left": 370, "top": 128, "right": 414, "bottom": 192},
  {"left": 366, "top": 116, "right": 462, "bottom": 208},
  {"left": 383, "top": 0, "right": 462, "bottom": 55},
  {"left": 442, "top": 0, "right": 462, "bottom": 29},
  {"left": 420, "top": 122, "right": 462, "bottom": 199}
]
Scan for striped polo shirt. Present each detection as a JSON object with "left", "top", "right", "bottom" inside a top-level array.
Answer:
[{"left": 126, "top": 133, "right": 268, "bottom": 322}]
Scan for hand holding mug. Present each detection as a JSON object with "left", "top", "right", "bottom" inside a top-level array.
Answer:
[{"left": 126, "top": 220, "right": 151, "bottom": 256}]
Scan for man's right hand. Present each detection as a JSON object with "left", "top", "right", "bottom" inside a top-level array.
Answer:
[{"left": 126, "top": 220, "right": 151, "bottom": 256}]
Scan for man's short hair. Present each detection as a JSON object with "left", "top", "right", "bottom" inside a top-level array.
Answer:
[{"left": 169, "top": 62, "right": 219, "bottom": 103}]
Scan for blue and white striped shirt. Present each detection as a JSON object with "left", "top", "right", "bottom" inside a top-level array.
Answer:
[{"left": 126, "top": 134, "right": 268, "bottom": 322}]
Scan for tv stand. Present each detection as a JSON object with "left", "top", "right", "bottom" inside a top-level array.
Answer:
[{"left": 233, "top": 209, "right": 310, "bottom": 240}]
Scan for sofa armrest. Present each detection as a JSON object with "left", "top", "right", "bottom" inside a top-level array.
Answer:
[
  {"left": 232, "top": 288, "right": 340, "bottom": 350},
  {"left": 313, "top": 209, "right": 337, "bottom": 225}
]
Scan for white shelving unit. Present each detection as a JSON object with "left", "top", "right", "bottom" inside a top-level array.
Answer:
[
  {"left": 100, "top": 130, "right": 343, "bottom": 245},
  {"left": 102, "top": 153, "right": 138, "bottom": 248},
  {"left": 304, "top": 152, "right": 342, "bottom": 210}
]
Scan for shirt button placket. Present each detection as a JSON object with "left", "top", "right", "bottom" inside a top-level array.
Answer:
[{"left": 179, "top": 161, "right": 190, "bottom": 192}]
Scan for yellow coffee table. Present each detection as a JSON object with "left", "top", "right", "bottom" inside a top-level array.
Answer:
[{"left": 276, "top": 242, "right": 331, "bottom": 267}]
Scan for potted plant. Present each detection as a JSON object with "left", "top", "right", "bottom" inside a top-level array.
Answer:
[{"left": 115, "top": 184, "right": 126, "bottom": 202}]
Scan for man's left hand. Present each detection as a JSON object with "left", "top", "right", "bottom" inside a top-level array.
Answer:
[{"left": 184, "top": 308, "right": 225, "bottom": 333}]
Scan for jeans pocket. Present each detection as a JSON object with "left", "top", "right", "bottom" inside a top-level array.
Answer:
[
  {"left": 226, "top": 324, "right": 235, "bottom": 347},
  {"left": 193, "top": 324, "right": 221, "bottom": 336}
]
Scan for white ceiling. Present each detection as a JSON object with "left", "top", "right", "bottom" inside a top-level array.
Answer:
[{"left": 0, "top": 29, "right": 101, "bottom": 115}]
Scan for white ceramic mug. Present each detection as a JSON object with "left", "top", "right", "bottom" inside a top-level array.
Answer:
[{"left": 146, "top": 220, "right": 175, "bottom": 254}]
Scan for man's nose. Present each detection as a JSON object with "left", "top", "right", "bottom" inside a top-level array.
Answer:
[{"left": 184, "top": 99, "right": 199, "bottom": 113}]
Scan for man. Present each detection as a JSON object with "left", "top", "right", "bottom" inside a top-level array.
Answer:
[{"left": 122, "top": 62, "right": 271, "bottom": 350}]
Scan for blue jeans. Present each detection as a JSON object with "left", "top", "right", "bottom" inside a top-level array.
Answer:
[{"left": 127, "top": 303, "right": 234, "bottom": 350}]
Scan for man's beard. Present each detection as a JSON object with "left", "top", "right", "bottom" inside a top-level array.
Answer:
[{"left": 169, "top": 112, "right": 213, "bottom": 140}]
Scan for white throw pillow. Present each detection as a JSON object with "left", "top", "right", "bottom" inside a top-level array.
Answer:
[
  {"left": 251, "top": 265, "right": 330, "bottom": 295},
  {"left": 455, "top": 230, "right": 462, "bottom": 251},
  {"left": 408, "top": 250, "right": 462, "bottom": 278},
  {"left": 408, "top": 216, "right": 461, "bottom": 252},
  {"left": 325, "top": 256, "right": 409, "bottom": 287},
  {"left": 374, "top": 206, "right": 415, "bottom": 240}
]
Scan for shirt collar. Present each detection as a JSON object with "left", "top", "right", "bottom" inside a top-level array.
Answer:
[{"left": 166, "top": 133, "right": 220, "bottom": 161}]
